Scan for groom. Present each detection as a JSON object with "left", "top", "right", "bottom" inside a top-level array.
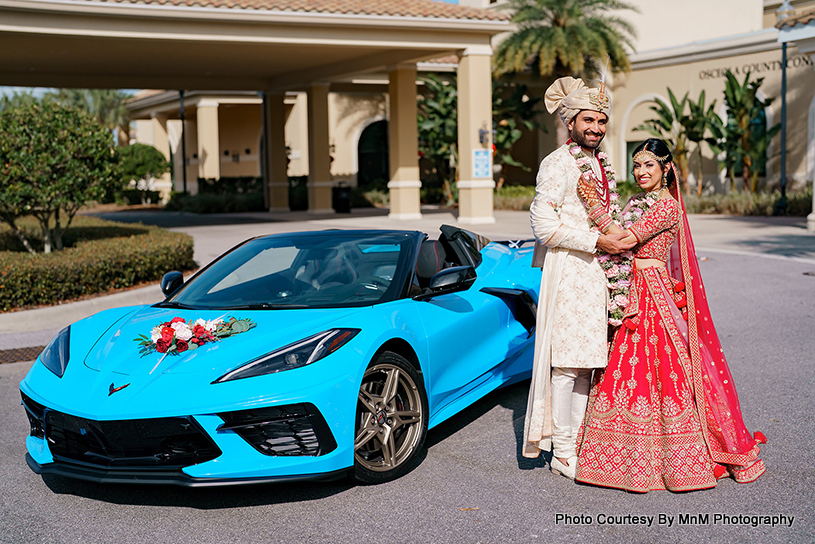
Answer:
[{"left": 522, "top": 77, "right": 633, "bottom": 479}]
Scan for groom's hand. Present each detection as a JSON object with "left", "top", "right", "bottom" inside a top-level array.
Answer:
[{"left": 596, "top": 232, "right": 635, "bottom": 254}]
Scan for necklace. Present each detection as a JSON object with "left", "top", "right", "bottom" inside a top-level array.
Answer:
[{"left": 566, "top": 140, "right": 621, "bottom": 223}]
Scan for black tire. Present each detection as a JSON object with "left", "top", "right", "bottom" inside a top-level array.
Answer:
[{"left": 352, "top": 351, "right": 428, "bottom": 484}]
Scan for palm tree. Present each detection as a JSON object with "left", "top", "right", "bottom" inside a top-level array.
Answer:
[
  {"left": 721, "top": 71, "right": 781, "bottom": 193},
  {"left": 633, "top": 89, "right": 692, "bottom": 193},
  {"left": 48, "top": 89, "right": 132, "bottom": 145},
  {"left": 493, "top": 0, "right": 638, "bottom": 79},
  {"left": 684, "top": 91, "right": 719, "bottom": 196}
]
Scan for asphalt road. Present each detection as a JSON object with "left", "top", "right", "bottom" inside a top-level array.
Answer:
[{"left": 1, "top": 248, "right": 813, "bottom": 544}]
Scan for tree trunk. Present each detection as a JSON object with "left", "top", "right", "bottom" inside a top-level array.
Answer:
[
  {"left": 695, "top": 146, "right": 704, "bottom": 196},
  {"left": 8, "top": 224, "right": 36, "bottom": 254}
]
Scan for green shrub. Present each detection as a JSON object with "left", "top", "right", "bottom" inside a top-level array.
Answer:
[
  {"left": 0, "top": 216, "right": 195, "bottom": 312},
  {"left": 494, "top": 184, "right": 535, "bottom": 211},
  {"left": 683, "top": 187, "right": 812, "bottom": 216},
  {"left": 164, "top": 192, "right": 265, "bottom": 213},
  {"left": 197, "top": 176, "right": 263, "bottom": 195},
  {"left": 116, "top": 189, "right": 161, "bottom": 206}
]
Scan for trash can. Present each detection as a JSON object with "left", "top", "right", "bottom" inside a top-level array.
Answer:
[{"left": 332, "top": 182, "right": 351, "bottom": 213}]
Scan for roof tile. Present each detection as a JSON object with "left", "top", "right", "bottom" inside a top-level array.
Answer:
[{"left": 84, "top": 0, "right": 510, "bottom": 21}]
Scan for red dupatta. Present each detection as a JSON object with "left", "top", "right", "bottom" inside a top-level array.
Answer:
[{"left": 667, "top": 174, "right": 764, "bottom": 467}]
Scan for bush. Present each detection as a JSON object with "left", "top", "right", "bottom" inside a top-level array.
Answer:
[
  {"left": 683, "top": 187, "right": 812, "bottom": 216},
  {"left": 197, "top": 176, "right": 263, "bottom": 195},
  {"left": 494, "top": 184, "right": 535, "bottom": 211},
  {"left": 116, "top": 189, "right": 161, "bottom": 206},
  {"left": 0, "top": 216, "right": 195, "bottom": 312},
  {"left": 164, "top": 192, "right": 265, "bottom": 213}
]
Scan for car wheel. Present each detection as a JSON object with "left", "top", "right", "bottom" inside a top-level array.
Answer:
[{"left": 353, "top": 351, "right": 428, "bottom": 484}]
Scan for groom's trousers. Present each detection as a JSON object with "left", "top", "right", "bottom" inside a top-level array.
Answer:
[{"left": 550, "top": 367, "right": 593, "bottom": 459}]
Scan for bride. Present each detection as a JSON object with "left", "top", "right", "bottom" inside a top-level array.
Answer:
[{"left": 574, "top": 138, "right": 766, "bottom": 492}]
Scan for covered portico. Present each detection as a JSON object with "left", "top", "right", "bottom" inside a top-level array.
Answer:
[{"left": 0, "top": 0, "right": 511, "bottom": 223}]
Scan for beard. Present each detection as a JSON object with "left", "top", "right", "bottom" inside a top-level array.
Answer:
[{"left": 570, "top": 127, "right": 605, "bottom": 150}]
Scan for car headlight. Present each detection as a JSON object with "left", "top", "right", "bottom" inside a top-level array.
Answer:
[
  {"left": 40, "top": 326, "right": 70, "bottom": 378},
  {"left": 213, "top": 328, "right": 360, "bottom": 383}
]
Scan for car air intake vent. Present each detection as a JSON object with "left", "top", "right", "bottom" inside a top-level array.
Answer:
[
  {"left": 217, "top": 403, "right": 337, "bottom": 457},
  {"left": 44, "top": 410, "right": 221, "bottom": 468},
  {"left": 21, "top": 392, "right": 45, "bottom": 439}
]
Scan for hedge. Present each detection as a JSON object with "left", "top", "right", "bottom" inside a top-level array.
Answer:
[
  {"left": 492, "top": 183, "right": 812, "bottom": 217},
  {"left": 0, "top": 216, "right": 195, "bottom": 312}
]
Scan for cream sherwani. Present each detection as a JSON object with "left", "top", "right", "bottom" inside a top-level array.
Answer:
[{"left": 522, "top": 143, "right": 609, "bottom": 458}]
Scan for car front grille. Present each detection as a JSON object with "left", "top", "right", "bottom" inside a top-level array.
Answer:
[
  {"left": 21, "top": 392, "right": 221, "bottom": 468},
  {"left": 217, "top": 403, "right": 337, "bottom": 457}
]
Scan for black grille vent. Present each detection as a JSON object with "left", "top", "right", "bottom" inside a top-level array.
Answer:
[
  {"left": 40, "top": 408, "right": 221, "bottom": 468},
  {"left": 218, "top": 403, "right": 336, "bottom": 457},
  {"left": 21, "top": 392, "right": 45, "bottom": 439}
]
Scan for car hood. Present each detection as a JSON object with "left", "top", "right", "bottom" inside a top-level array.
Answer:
[{"left": 82, "top": 305, "right": 365, "bottom": 379}]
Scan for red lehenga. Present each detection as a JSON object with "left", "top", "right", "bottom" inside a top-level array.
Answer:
[{"left": 576, "top": 187, "right": 766, "bottom": 493}]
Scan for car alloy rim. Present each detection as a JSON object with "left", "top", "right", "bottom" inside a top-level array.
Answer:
[{"left": 354, "top": 363, "right": 423, "bottom": 472}]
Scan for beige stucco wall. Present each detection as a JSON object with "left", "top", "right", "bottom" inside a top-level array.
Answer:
[
  {"left": 329, "top": 92, "right": 387, "bottom": 185},
  {"left": 218, "top": 104, "right": 262, "bottom": 178},
  {"left": 612, "top": 45, "right": 815, "bottom": 190}
]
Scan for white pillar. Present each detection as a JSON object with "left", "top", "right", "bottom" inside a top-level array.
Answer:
[
  {"left": 456, "top": 46, "right": 495, "bottom": 225},
  {"left": 196, "top": 99, "right": 220, "bottom": 181},
  {"left": 307, "top": 83, "right": 334, "bottom": 214},
  {"left": 388, "top": 64, "right": 422, "bottom": 220},
  {"left": 150, "top": 113, "right": 173, "bottom": 201}
]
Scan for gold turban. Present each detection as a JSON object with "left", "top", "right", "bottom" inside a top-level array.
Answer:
[{"left": 544, "top": 76, "right": 611, "bottom": 125}]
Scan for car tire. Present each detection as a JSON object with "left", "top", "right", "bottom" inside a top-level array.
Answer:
[{"left": 353, "top": 351, "right": 428, "bottom": 484}]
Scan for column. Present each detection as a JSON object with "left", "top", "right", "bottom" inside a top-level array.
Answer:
[
  {"left": 150, "top": 113, "right": 173, "bottom": 201},
  {"left": 456, "top": 46, "right": 495, "bottom": 224},
  {"left": 307, "top": 83, "right": 333, "bottom": 213},
  {"left": 387, "top": 64, "right": 422, "bottom": 220},
  {"left": 262, "top": 91, "right": 290, "bottom": 212},
  {"left": 196, "top": 99, "right": 220, "bottom": 181}
]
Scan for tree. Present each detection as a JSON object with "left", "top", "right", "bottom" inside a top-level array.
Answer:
[
  {"left": 0, "top": 89, "right": 42, "bottom": 112},
  {"left": 683, "top": 91, "right": 722, "bottom": 196},
  {"left": 0, "top": 101, "right": 119, "bottom": 254},
  {"left": 48, "top": 89, "right": 132, "bottom": 146},
  {"left": 417, "top": 75, "right": 543, "bottom": 204},
  {"left": 118, "top": 143, "right": 171, "bottom": 203},
  {"left": 493, "top": 0, "right": 637, "bottom": 79},
  {"left": 721, "top": 71, "right": 781, "bottom": 193},
  {"left": 417, "top": 74, "right": 459, "bottom": 206},
  {"left": 633, "top": 89, "right": 692, "bottom": 193},
  {"left": 492, "top": 80, "right": 543, "bottom": 189}
]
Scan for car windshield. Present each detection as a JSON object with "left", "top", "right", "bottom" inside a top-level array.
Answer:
[{"left": 165, "top": 231, "right": 415, "bottom": 310}]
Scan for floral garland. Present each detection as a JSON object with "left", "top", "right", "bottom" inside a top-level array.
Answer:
[
  {"left": 567, "top": 140, "right": 632, "bottom": 326},
  {"left": 135, "top": 316, "right": 257, "bottom": 356}
]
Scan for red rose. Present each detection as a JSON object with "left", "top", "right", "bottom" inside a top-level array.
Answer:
[
  {"left": 156, "top": 338, "right": 170, "bottom": 353},
  {"left": 176, "top": 339, "right": 188, "bottom": 353},
  {"left": 673, "top": 282, "right": 685, "bottom": 292},
  {"left": 171, "top": 317, "right": 186, "bottom": 323},
  {"left": 193, "top": 324, "right": 206, "bottom": 337},
  {"left": 161, "top": 327, "right": 175, "bottom": 342}
]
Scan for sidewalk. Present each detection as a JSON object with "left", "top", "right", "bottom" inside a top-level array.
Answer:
[{"left": 1, "top": 208, "right": 813, "bottom": 350}]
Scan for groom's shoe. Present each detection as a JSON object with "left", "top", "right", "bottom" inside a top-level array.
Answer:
[{"left": 550, "top": 456, "right": 577, "bottom": 479}]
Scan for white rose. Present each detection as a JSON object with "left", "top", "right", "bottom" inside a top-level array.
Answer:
[{"left": 171, "top": 321, "right": 193, "bottom": 341}]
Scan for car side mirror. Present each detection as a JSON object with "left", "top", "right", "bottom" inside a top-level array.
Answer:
[
  {"left": 160, "top": 271, "right": 184, "bottom": 297},
  {"left": 413, "top": 266, "right": 477, "bottom": 301}
]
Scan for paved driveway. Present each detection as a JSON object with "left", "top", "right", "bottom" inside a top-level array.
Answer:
[{"left": 1, "top": 210, "right": 813, "bottom": 543}]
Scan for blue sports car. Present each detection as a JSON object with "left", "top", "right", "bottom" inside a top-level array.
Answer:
[{"left": 20, "top": 225, "right": 540, "bottom": 486}]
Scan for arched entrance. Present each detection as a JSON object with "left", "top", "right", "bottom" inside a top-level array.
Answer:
[{"left": 357, "top": 120, "right": 389, "bottom": 189}]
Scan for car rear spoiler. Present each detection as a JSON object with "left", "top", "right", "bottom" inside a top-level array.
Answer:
[{"left": 493, "top": 239, "right": 536, "bottom": 249}]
